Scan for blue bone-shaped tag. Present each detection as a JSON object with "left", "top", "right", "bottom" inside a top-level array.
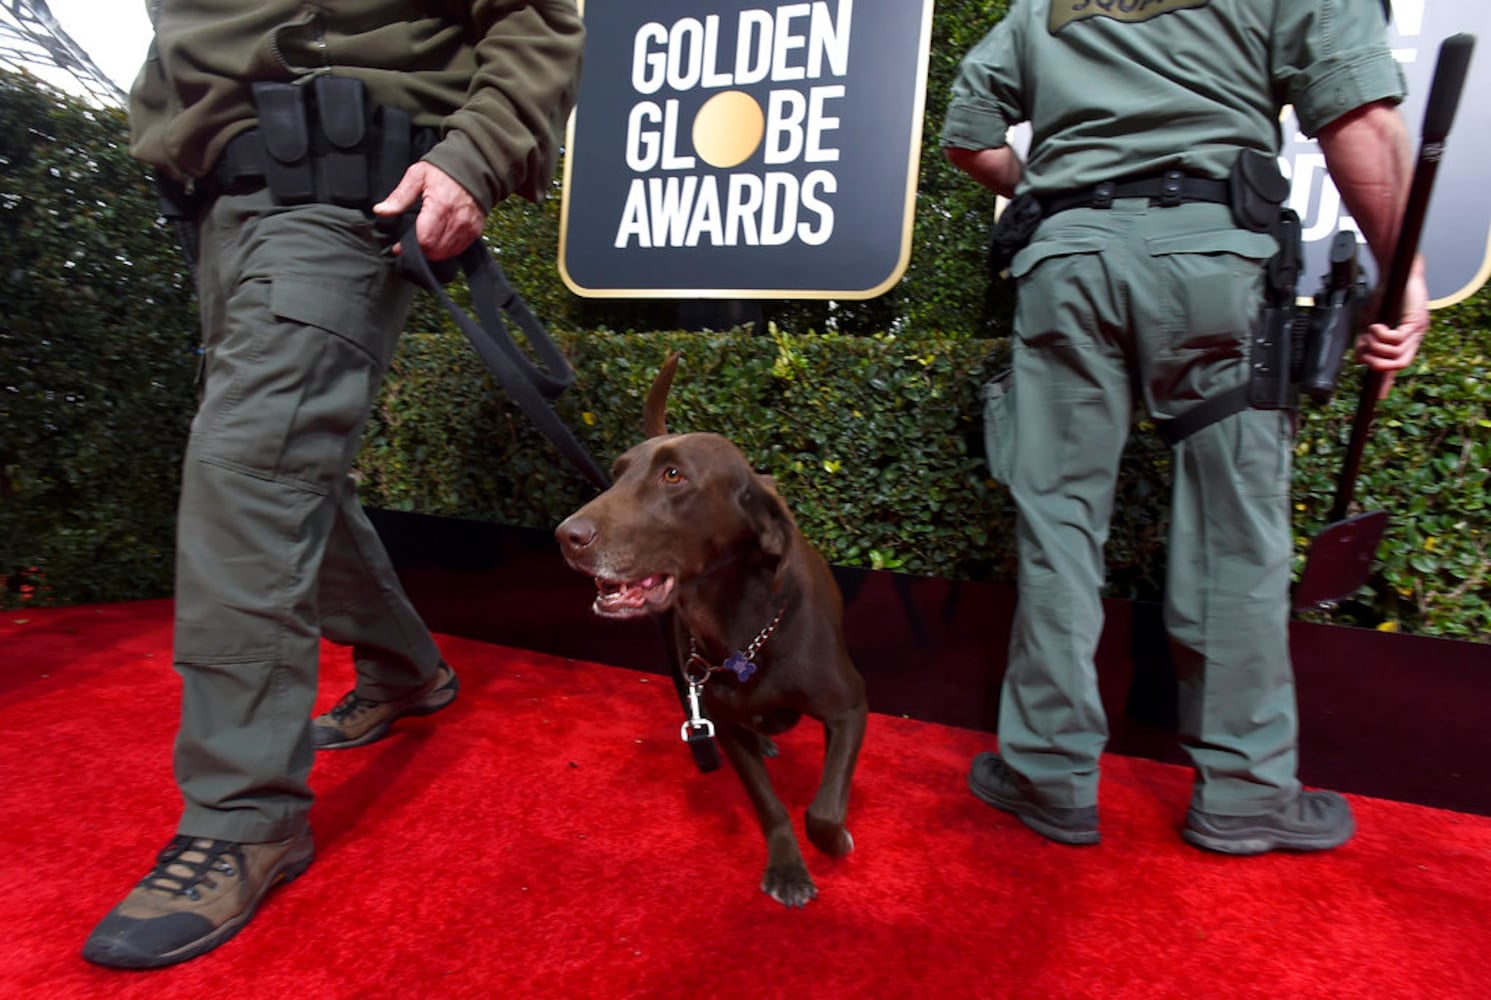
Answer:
[{"left": 724, "top": 651, "right": 756, "bottom": 682}]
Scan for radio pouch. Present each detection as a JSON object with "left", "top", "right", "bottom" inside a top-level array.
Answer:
[
  {"left": 1229, "top": 148, "right": 1290, "bottom": 233},
  {"left": 251, "top": 82, "right": 315, "bottom": 204}
]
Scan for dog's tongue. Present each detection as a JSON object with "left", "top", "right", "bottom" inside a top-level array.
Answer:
[{"left": 594, "top": 574, "right": 674, "bottom": 618}]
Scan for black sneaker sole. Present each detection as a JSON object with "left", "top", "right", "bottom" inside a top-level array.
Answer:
[
  {"left": 81, "top": 839, "right": 314, "bottom": 970},
  {"left": 314, "top": 670, "right": 459, "bottom": 751},
  {"left": 1181, "top": 816, "right": 1356, "bottom": 856},
  {"left": 967, "top": 759, "right": 1100, "bottom": 846}
]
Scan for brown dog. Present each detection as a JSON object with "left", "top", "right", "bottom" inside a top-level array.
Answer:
[{"left": 555, "top": 353, "right": 867, "bottom": 907}]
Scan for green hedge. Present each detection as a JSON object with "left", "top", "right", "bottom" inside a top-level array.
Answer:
[
  {"left": 354, "top": 322, "right": 1491, "bottom": 642},
  {"left": 1, "top": 72, "right": 198, "bottom": 607},
  {"left": 358, "top": 329, "right": 1012, "bottom": 580},
  {"left": 1290, "top": 315, "right": 1490, "bottom": 639}
]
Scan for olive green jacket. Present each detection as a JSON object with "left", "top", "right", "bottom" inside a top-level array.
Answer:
[{"left": 130, "top": 0, "right": 585, "bottom": 207}]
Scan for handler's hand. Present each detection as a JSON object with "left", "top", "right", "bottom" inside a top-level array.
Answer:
[
  {"left": 1356, "top": 255, "right": 1429, "bottom": 399},
  {"left": 374, "top": 161, "right": 484, "bottom": 261}
]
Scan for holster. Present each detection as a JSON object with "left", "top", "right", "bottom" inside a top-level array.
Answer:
[
  {"left": 1297, "top": 231, "right": 1367, "bottom": 404},
  {"left": 987, "top": 191, "right": 1043, "bottom": 280},
  {"left": 1248, "top": 209, "right": 1302, "bottom": 410},
  {"left": 1232, "top": 148, "right": 1296, "bottom": 409},
  {"left": 156, "top": 175, "right": 201, "bottom": 221},
  {"left": 1158, "top": 206, "right": 1302, "bottom": 446}
]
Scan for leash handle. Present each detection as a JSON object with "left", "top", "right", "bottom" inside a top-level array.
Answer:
[{"left": 1329, "top": 33, "right": 1475, "bottom": 522}]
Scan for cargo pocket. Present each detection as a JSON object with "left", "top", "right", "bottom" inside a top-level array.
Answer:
[
  {"left": 267, "top": 274, "right": 387, "bottom": 487},
  {"left": 1008, "top": 237, "right": 1106, "bottom": 280},
  {"left": 1009, "top": 237, "right": 1107, "bottom": 350},
  {"left": 270, "top": 274, "right": 381, "bottom": 358},
  {"left": 981, "top": 369, "right": 1015, "bottom": 485},
  {"left": 1143, "top": 228, "right": 1278, "bottom": 409}
]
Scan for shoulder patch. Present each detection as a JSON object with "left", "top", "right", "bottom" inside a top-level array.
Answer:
[{"left": 1050, "top": 0, "right": 1213, "bottom": 34}]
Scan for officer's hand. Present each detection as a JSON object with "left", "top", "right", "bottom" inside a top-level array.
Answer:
[
  {"left": 1356, "top": 255, "right": 1429, "bottom": 399},
  {"left": 373, "top": 161, "right": 485, "bottom": 261}
]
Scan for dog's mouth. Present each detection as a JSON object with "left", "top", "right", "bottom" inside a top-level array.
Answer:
[{"left": 592, "top": 573, "right": 677, "bottom": 619}]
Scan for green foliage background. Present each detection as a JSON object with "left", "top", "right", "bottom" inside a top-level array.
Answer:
[
  {"left": 3, "top": 0, "right": 1488, "bottom": 640},
  {"left": 1, "top": 72, "right": 198, "bottom": 607}
]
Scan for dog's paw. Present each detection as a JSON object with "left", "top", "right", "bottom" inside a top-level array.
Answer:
[
  {"left": 761, "top": 863, "right": 818, "bottom": 908},
  {"left": 805, "top": 815, "right": 854, "bottom": 857}
]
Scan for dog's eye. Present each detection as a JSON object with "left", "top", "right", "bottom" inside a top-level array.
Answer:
[{"left": 661, "top": 466, "right": 685, "bottom": 485}]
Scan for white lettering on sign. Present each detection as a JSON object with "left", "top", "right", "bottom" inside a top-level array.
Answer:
[
  {"left": 613, "top": 170, "right": 838, "bottom": 249},
  {"left": 616, "top": 1, "right": 854, "bottom": 250},
  {"left": 630, "top": 3, "right": 851, "bottom": 94}
]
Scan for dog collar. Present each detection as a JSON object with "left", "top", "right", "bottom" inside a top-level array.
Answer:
[{"left": 685, "top": 607, "right": 786, "bottom": 684}]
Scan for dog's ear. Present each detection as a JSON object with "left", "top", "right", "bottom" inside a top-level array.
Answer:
[
  {"left": 643, "top": 351, "right": 680, "bottom": 438},
  {"left": 738, "top": 472, "right": 796, "bottom": 585}
]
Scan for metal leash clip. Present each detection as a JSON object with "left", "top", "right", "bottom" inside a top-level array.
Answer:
[{"left": 680, "top": 674, "right": 715, "bottom": 742}]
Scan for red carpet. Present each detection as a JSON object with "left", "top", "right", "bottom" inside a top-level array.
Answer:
[{"left": 2, "top": 601, "right": 1488, "bottom": 999}]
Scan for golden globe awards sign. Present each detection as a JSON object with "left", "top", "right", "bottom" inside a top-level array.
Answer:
[{"left": 559, "top": 0, "right": 934, "bottom": 299}]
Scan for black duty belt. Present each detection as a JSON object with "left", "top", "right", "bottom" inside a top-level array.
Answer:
[
  {"left": 1041, "top": 170, "right": 1229, "bottom": 218},
  {"left": 211, "top": 129, "right": 273, "bottom": 195},
  {"left": 208, "top": 124, "right": 440, "bottom": 202}
]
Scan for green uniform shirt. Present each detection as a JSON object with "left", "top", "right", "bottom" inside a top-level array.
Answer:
[
  {"left": 129, "top": 0, "right": 585, "bottom": 207},
  {"left": 941, "top": 0, "right": 1406, "bottom": 196}
]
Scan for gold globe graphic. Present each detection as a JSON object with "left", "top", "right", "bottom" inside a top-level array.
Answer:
[{"left": 691, "top": 90, "right": 765, "bottom": 169}]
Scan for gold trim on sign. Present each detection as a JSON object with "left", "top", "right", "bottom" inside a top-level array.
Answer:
[{"left": 1426, "top": 226, "right": 1491, "bottom": 309}]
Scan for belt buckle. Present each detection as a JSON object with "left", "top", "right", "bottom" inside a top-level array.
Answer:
[{"left": 1090, "top": 181, "right": 1115, "bottom": 209}]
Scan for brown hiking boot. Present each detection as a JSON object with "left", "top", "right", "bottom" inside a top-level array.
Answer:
[
  {"left": 82, "top": 828, "right": 314, "bottom": 969},
  {"left": 312, "top": 661, "right": 459, "bottom": 750}
]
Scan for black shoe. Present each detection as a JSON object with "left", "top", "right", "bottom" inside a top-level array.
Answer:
[
  {"left": 82, "top": 828, "right": 314, "bottom": 969},
  {"left": 967, "top": 752, "right": 1100, "bottom": 846},
  {"left": 1182, "top": 789, "right": 1356, "bottom": 855},
  {"left": 312, "top": 661, "right": 459, "bottom": 750}
]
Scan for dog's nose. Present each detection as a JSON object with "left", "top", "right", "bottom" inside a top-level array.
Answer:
[{"left": 556, "top": 515, "right": 597, "bottom": 553}]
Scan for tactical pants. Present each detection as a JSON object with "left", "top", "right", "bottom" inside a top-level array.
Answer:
[
  {"left": 992, "top": 199, "right": 1300, "bottom": 816},
  {"left": 173, "top": 187, "right": 441, "bottom": 843}
]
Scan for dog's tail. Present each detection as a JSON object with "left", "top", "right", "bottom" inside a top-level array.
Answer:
[{"left": 644, "top": 351, "right": 680, "bottom": 438}]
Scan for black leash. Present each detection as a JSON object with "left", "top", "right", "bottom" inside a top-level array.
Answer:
[{"left": 393, "top": 230, "right": 611, "bottom": 492}]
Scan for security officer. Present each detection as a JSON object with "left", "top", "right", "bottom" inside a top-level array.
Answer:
[
  {"left": 82, "top": 1, "right": 584, "bottom": 969},
  {"left": 942, "top": 0, "right": 1428, "bottom": 853}
]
